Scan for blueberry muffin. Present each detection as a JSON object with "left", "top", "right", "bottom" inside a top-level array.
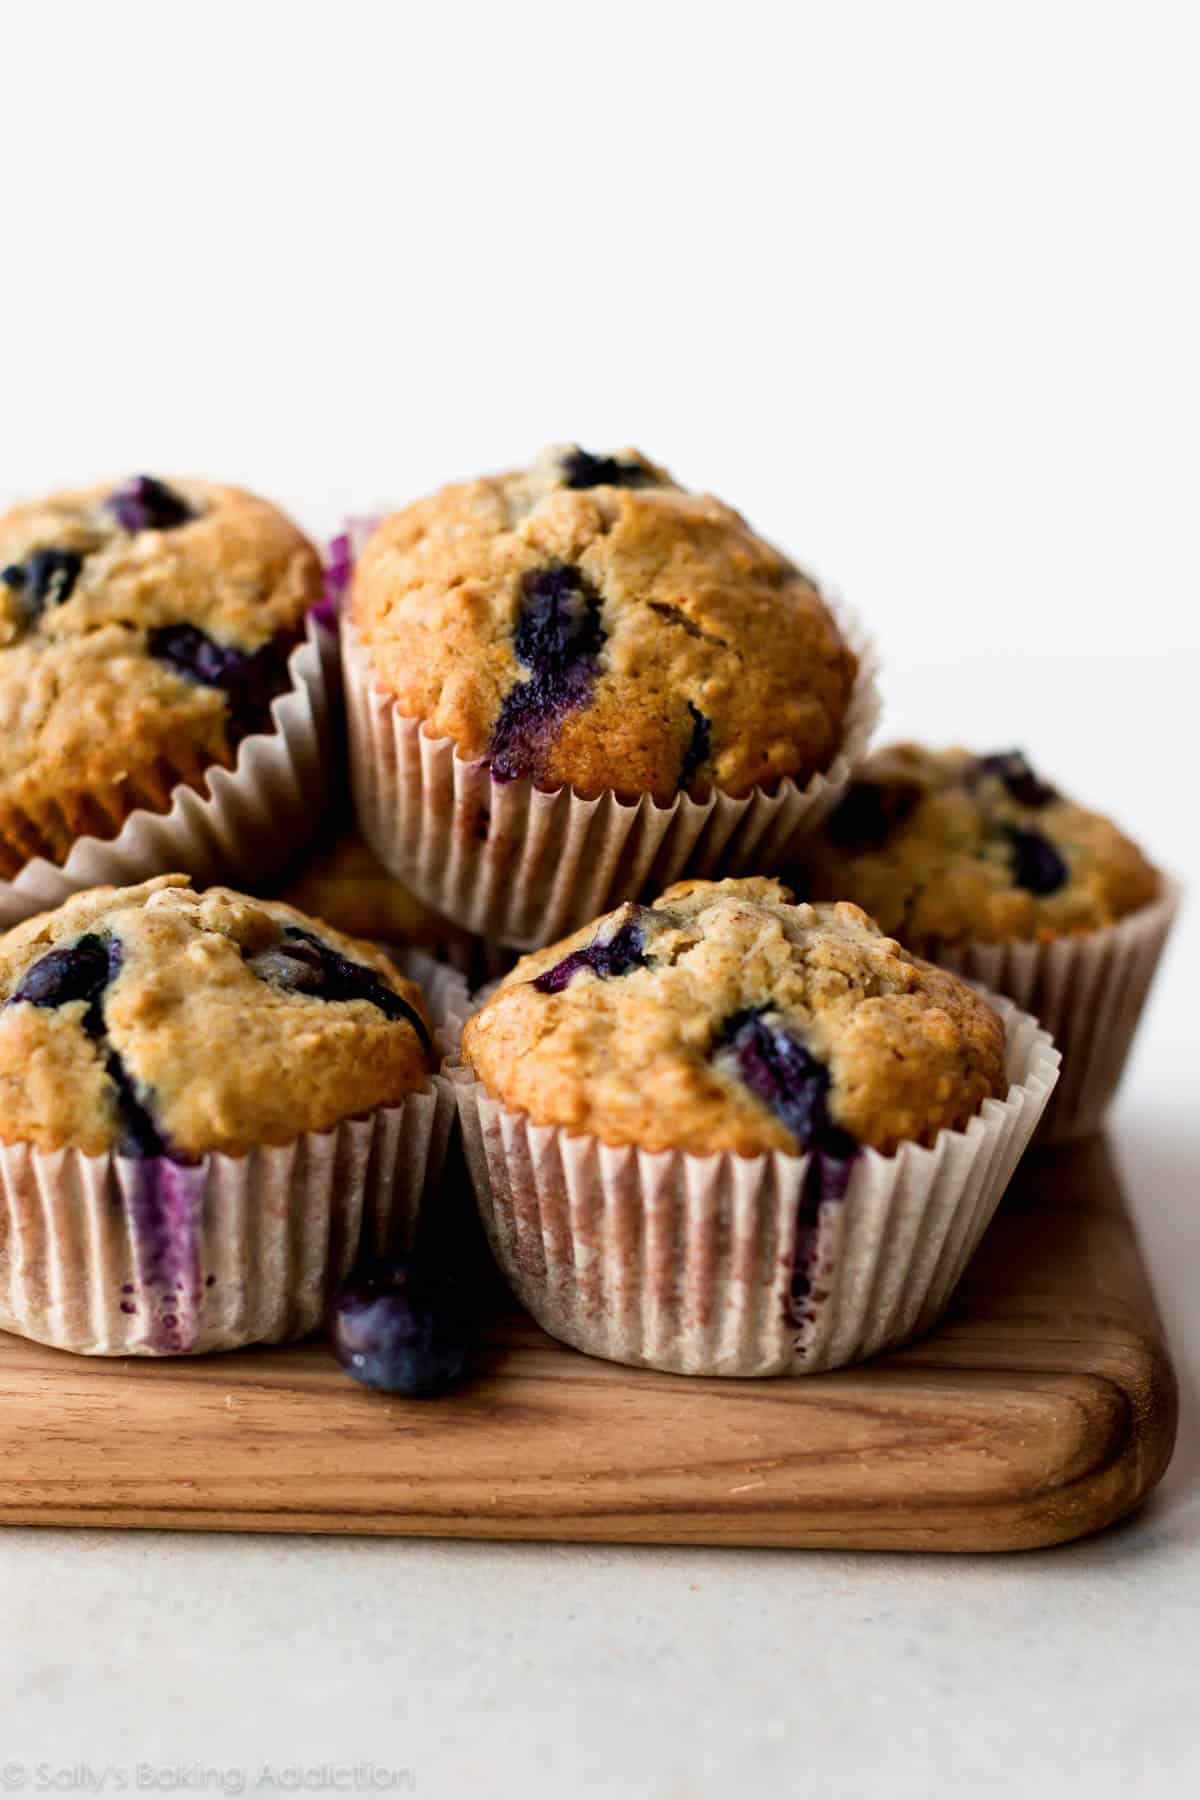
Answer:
[
  {"left": 350, "top": 445, "right": 857, "bottom": 802},
  {"left": 462, "top": 877, "right": 1007, "bottom": 1158},
  {"left": 0, "top": 875, "right": 445, "bottom": 1355},
  {"left": 0, "top": 476, "right": 321, "bottom": 878},
  {"left": 799, "top": 744, "right": 1161, "bottom": 951},
  {"left": 0, "top": 874, "right": 432, "bottom": 1158},
  {"left": 456, "top": 877, "right": 1055, "bottom": 1377}
]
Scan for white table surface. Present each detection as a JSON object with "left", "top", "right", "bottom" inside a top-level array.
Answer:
[{"left": 0, "top": 646, "right": 1194, "bottom": 1800}]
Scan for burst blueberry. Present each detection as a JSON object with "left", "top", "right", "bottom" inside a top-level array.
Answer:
[
  {"left": 148, "top": 623, "right": 291, "bottom": 738},
  {"left": 719, "top": 1009, "right": 857, "bottom": 1163},
  {"left": 717, "top": 1009, "right": 858, "bottom": 1322},
  {"left": 679, "top": 702, "right": 712, "bottom": 789},
  {"left": 1007, "top": 826, "right": 1068, "bottom": 896},
  {"left": 107, "top": 476, "right": 192, "bottom": 533},
  {"left": 9, "top": 935, "right": 171, "bottom": 1157},
  {"left": 1, "top": 547, "right": 83, "bottom": 616},
  {"left": 559, "top": 447, "right": 655, "bottom": 490},
  {"left": 327, "top": 1258, "right": 470, "bottom": 1396},
  {"left": 11, "top": 934, "right": 112, "bottom": 1033},
  {"left": 532, "top": 910, "right": 650, "bottom": 993},
  {"left": 976, "top": 750, "right": 1058, "bottom": 808},
  {"left": 489, "top": 562, "right": 606, "bottom": 782},
  {"left": 246, "top": 926, "right": 432, "bottom": 1053}
]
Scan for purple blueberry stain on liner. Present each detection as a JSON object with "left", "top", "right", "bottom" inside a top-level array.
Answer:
[
  {"left": 488, "top": 563, "right": 606, "bottom": 783},
  {"left": 107, "top": 476, "right": 192, "bottom": 534},
  {"left": 531, "top": 908, "right": 651, "bottom": 994},
  {"left": 312, "top": 517, "right": 380, "bottom": 628},
  {"left": 312, "top": 531, "right": 353, "bottom": 629},
  {"left": 120, "top": 1157, "right": 206, "bottom": 1353}
]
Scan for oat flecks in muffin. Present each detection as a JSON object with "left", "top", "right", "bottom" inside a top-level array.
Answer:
[
  {"left": 802, "top": 743, "right": 1160, "bottom": 949},
  {"left": 350, "top": 446, "right": 857, "bottom": 803},
  {"left": 0, "top": 875, "right": 432, "bottom": 1158},
  {"left": 462, "top": 876, "right": 1007, "bottom": 1158},
  {"left": 0, "top": 479, "right": 322, "bottom": 876}
]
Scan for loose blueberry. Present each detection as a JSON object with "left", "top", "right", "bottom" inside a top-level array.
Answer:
[
  {"left": 532, "top": 909, "right": 650, "bottom": 993},
  {"left": 327, "top": 1259, "right": 470, "bottom": 1396},
  {"left": 246, "top": 926, "right": 432, "bottom": 1053},
  {"left": 1, "top": 547, "right": 83, "bottom": 618},
  {"left": 148, "top": 623, "right": 291, "bottom": 738},
  {"left": 559, "top": 447, "right": 656, "bottom": 491},
  {"left": 107, "top": 476, "right": 192, "bottom": 533},
  {"left": 679, "top": 702, "right": 712, "bottom": 789},
  {"left": 975, "top": 750, "right": 1058, "bottom": 809},
  {"left": 489, "top": 562, "right": 606, "bottom": 782},
  {"left": 718, "top": 1009, "right": 857, "bottom": 1163},
  {"left": 1007, "top": 826, "right": 1069, "bottom": 896},
  {"left": 826, "top": 781, "right": 918, "bottom": 851}
]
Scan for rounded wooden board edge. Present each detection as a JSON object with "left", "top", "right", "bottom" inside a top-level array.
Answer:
[{"left": 0, "top": 1134, "right": 1179, "bottom": 1553}]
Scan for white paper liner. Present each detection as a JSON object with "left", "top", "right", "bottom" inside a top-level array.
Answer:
[
  {"left": 0, "top": 1078, "right": 456, "bottom": 1357},
  {"left": 0, "top": 615, "right": 338, "bottom": 931},
  {"left": 388, "top": 947, "right": 472, "bottom": 1062},
  {"left": 933, "top": 879, "right": 1180, "bottom": 1146},
  {"left": 342, "top": 596, "right": 880, "bottom": 949},
  {"left": 449, "top": 996, "right": 1059, "bottom": 1377}
]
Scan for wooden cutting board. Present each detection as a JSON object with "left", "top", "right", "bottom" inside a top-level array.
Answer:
[{"left": 0, "top": 1134, "right": 1176, "bottom": 1552}]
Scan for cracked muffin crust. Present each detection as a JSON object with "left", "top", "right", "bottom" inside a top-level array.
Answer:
[
  {"left": 0, "top": 477, "right": 322, "bottom": 877},
  {"left": 0, "top": 875, "right": 432, "bottom": 1158},
  {"left": 350, "top": 445, "right": 857, "bottom": 802},
  {"left": 461, "top": 876, "right": 1008, "bottom": 1158},
  {"left": 798, "top": 744, "right": 1161, "bottom": 950}
]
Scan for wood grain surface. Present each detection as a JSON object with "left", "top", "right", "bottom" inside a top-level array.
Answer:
[{"left": 0, "top": 1135, "right": 1177, "bottom": 1551}]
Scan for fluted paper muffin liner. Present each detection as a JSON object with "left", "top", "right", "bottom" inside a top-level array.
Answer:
[
  {"left": 933, "top": 879, "right": 1179, "bottom": 1146},
  {"left": 388, "top": 947, "right": 472, "bottom": 1061},
  {"left": 449, "top": 996, "right": 1058, "bottom": 1377},
  {"left": 342, "top": 596, "right": 880, "bottom": 949},
  {"left": 0, "top": 616, "right": 337, "bottom": 931},
  {"left": 0, "top": 1073, "right": 457, "bottom": 1357}
]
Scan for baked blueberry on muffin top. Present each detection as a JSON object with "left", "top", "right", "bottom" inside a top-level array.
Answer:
[
  {"left": 0, "top": 875, "right": 432, "bottom": 1159},
  {"left": 350, "top": 445, "right": 858, "bottom": 803},
  {"left": 0, "top": 478, "right": 321, "bottom": 877},
  {"left": 800, "top": 743, "right": 1160, "bottom": 949},
  {"left": 462, "top": 876, "right": 1008, "bottom": 1158}
]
